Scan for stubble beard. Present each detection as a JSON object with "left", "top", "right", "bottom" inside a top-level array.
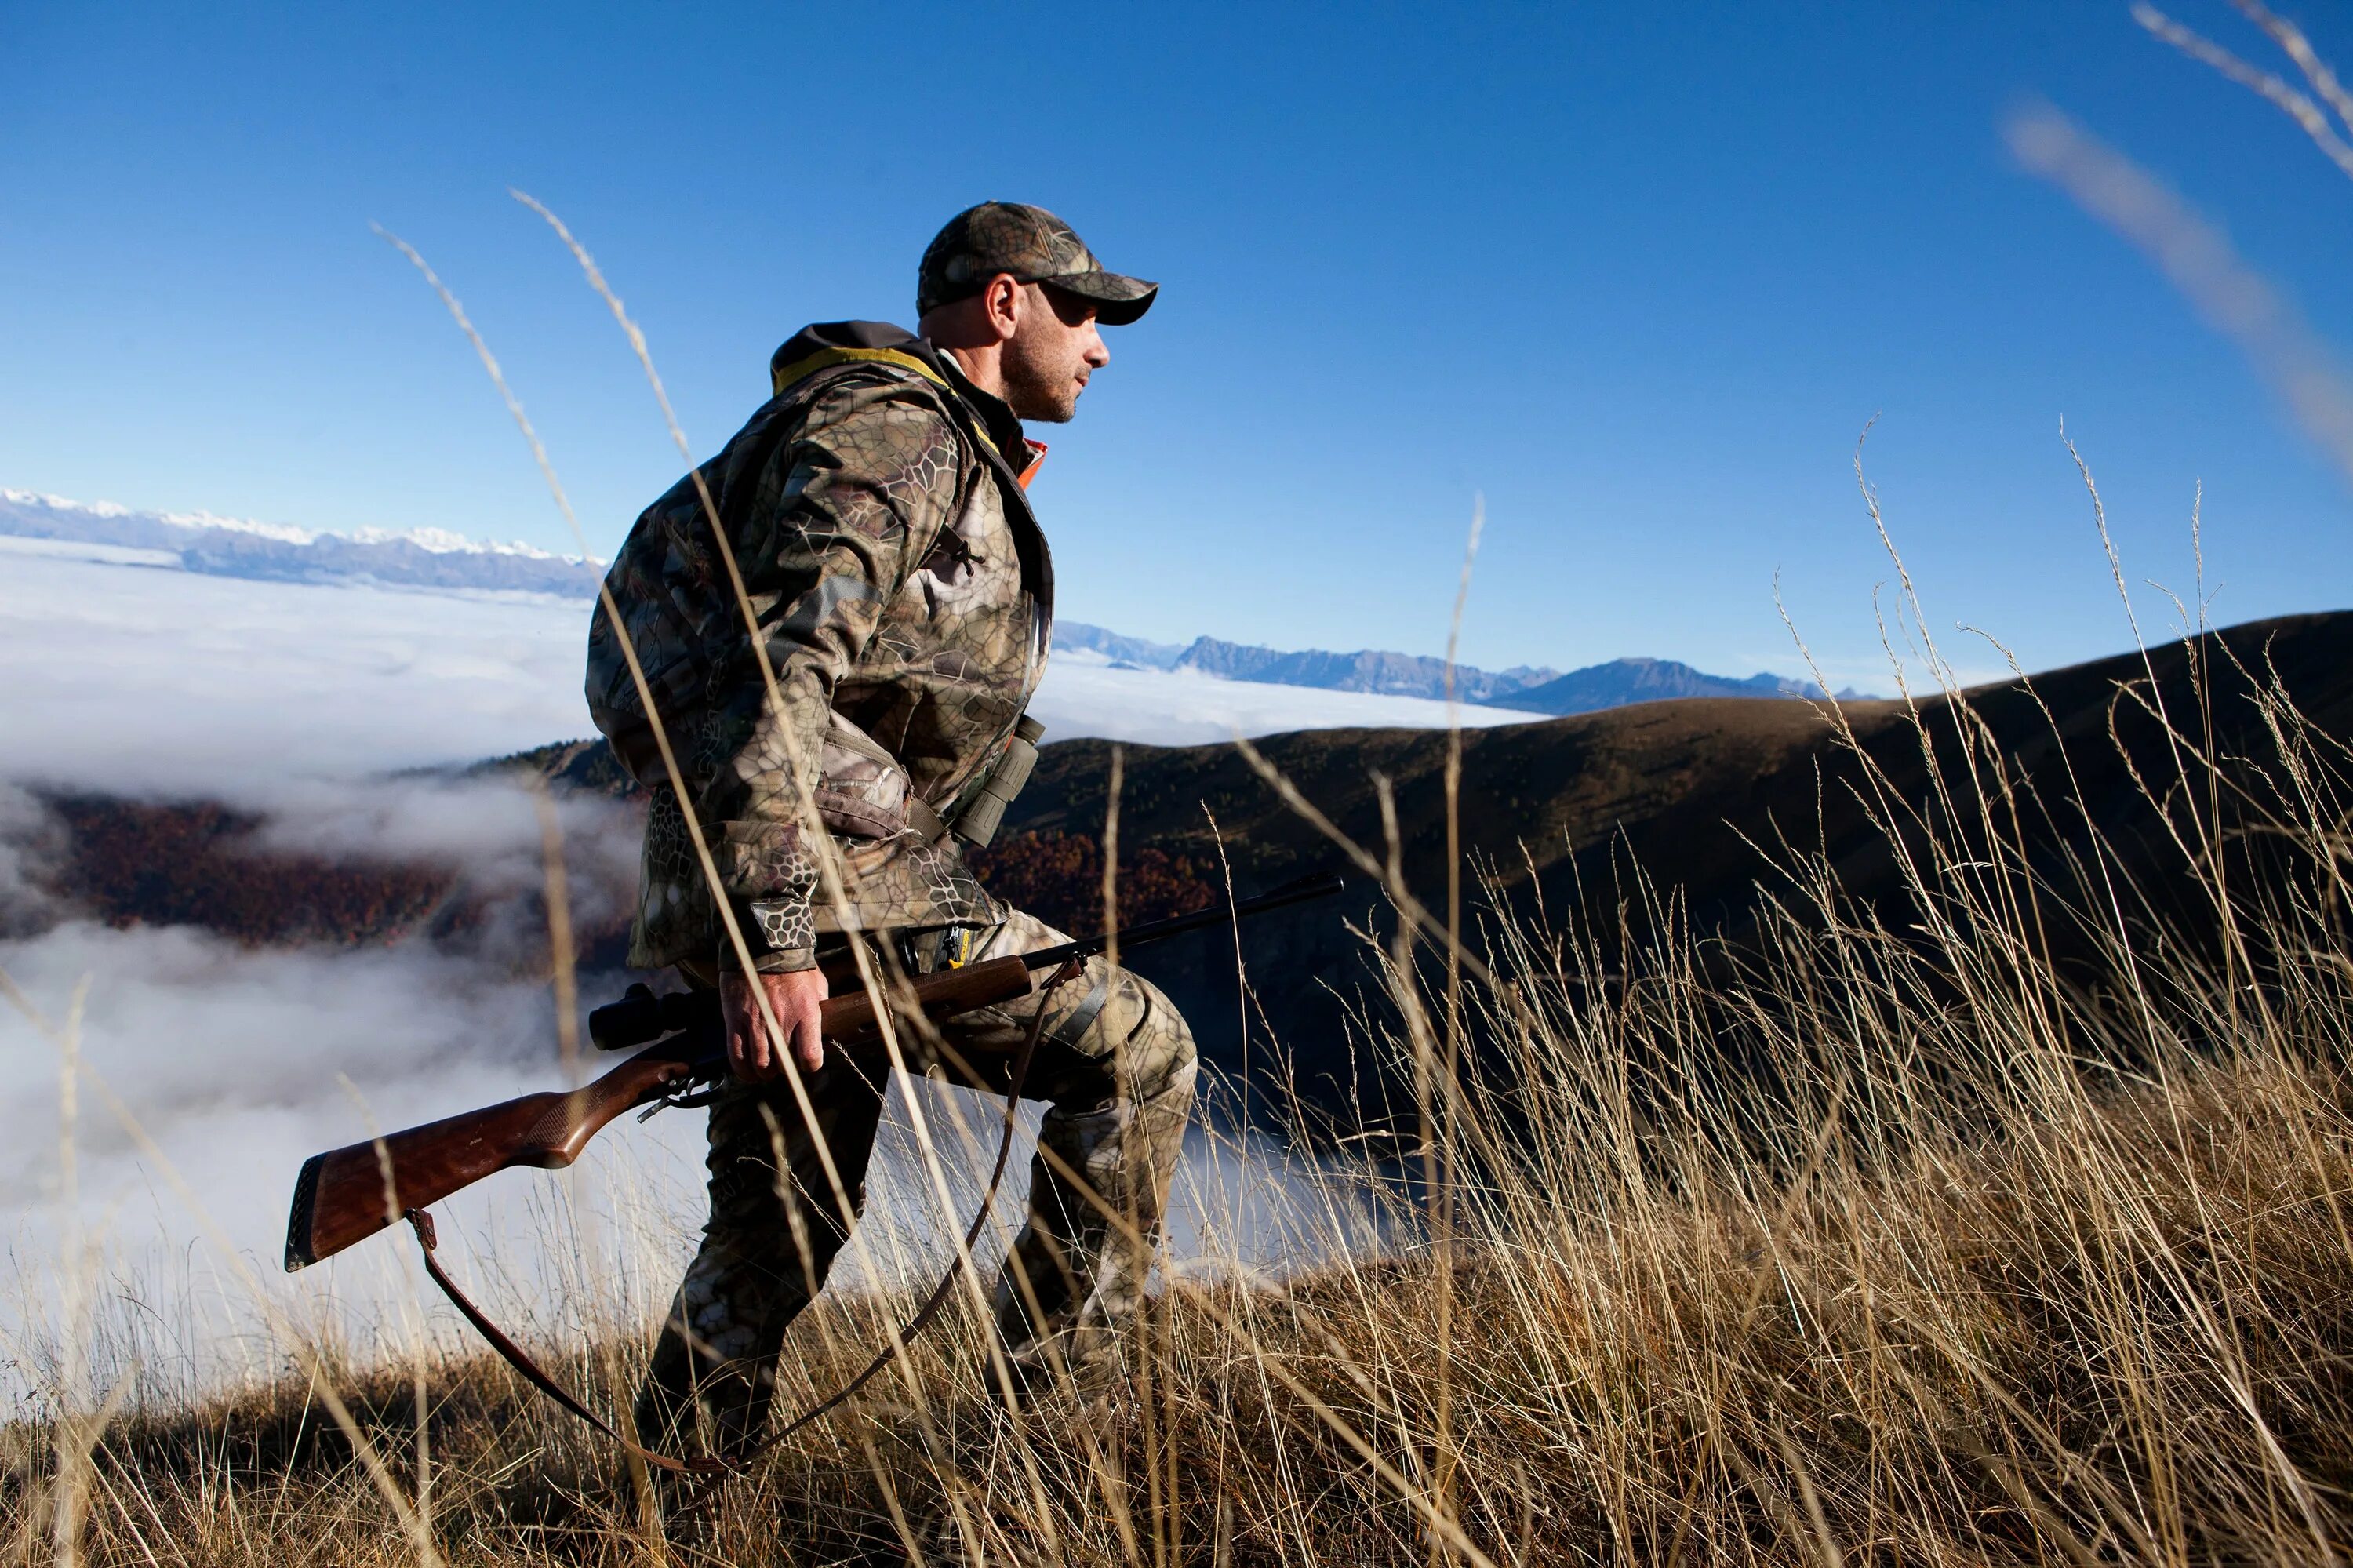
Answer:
[{"left": 1000, "top": 333, "right": 1082, "bottom": 424}]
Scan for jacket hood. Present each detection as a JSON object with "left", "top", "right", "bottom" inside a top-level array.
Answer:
[
  {"left": 768, "top": 319, "right": 924, "bottom": 383},
  {"left": 767, "top": 321, "right": 1027, "bottom": 464}
]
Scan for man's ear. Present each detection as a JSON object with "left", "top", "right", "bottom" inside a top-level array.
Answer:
[{"left": 982, "top": 274, "right": 1023, "bottom": 342}]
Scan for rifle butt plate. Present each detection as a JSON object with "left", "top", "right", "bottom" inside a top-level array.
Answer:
[{"left": 284, "top": 1151, "right": 325, "bottom": 1271}]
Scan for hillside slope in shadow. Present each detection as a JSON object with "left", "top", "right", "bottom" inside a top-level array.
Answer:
[{"left": 992, "top": 613, "right": 2353, "bottom": 1120}]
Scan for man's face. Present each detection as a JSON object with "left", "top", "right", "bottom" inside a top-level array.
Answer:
[{"left": 998, "top": 282, "right": 1110, "bottom": 423}]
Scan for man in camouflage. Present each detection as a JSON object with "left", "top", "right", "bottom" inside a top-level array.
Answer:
[{"left": 584, "top": 202, "right": 1196, "bottom": 1459}]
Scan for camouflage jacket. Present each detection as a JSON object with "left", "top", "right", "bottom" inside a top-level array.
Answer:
[{"left": 587, "top": 322, "right": 1053, "bottom": 974}]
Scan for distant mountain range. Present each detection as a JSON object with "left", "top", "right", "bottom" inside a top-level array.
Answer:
[
  {"left": 1056, "top": 624, "right": 1869, "bottom": 713},
  {"left": 0, "top": 486, "right": 606, "bottom": 598},
  {"left": 3, "top": 486, "right": 1867, "bottom": 711}
]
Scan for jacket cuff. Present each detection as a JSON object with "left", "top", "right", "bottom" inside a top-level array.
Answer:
[
  {"left": 714, "top": 820, "right": 820, "bottom": 908},
  {"left": 718, "top": 940, "right": 819, "bottom": 976},
  {"left": 709, "top": 890, "right": 814, "bottom": 974}
]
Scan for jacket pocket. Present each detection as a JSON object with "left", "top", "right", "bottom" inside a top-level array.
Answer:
[{"left": 813, "top": 711, "right": 913, "bottom": 839}]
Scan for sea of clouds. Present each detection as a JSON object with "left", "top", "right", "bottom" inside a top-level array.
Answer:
[
  {"left": 0, "top": 536, "right": 1540, "bottom": 795},
  {"left": 0, "top": 540, "right": 1418, "bottom": 1407}
]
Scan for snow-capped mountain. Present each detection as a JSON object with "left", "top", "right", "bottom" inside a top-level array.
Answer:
[
  {"left": 3, "top": 485, "right": 1868, "bottom": 709},
  {"left": 0, "top": 488, "right": 604, "bottom": 598}
]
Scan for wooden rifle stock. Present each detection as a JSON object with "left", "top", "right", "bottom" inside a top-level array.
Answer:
[{"left": 284, "top": 955, "right": 1036, "bottom": 1270}]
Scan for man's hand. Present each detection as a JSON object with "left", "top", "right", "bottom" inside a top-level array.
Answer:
[{"left": 722, "top": 966, "right": 829, "bottom": 1081}]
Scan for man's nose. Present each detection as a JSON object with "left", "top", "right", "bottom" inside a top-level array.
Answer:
[{"left": 1085, "top": 327, "right": 1110, "bottom": 368}]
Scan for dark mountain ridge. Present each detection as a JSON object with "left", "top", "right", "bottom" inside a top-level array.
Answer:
[{"left": 996, "top": 611, "right": 2353, "bottom": 1111}]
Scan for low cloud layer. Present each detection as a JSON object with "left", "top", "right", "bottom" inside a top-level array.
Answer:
[
  {"left": 0, "top": 784, "right": 62, "bottom": 935},
  {"left": 0, "top": 542, "right": 596, "bottom": 795},
  {"left": 0, "top": 900, "right": 1365, "bottom": 1406},
  {"left": 1, "top": 542, "right": 1542, "bottom": 797},
  {"left": 0, "top": 554, "right": 1393, "bottom": 1405},
  {"left": 1032, "top": 650, "right": 1543, "bottom": 746},
  {"left": 0, "top": 906, "right": 709, "bottom": 1404},
  {"left": 0, "top": 771, "right": 671, "bottom": 1395}
]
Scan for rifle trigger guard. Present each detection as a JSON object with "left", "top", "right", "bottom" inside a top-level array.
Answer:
[{"left": 638, "top": 1078, "right": 725, "bottom": 1121}]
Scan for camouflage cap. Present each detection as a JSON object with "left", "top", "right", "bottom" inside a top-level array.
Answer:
[{"left": 918, "top": 202, "right": 1157, "bottom": 326}]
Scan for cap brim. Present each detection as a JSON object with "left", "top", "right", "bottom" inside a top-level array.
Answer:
[{"left": 1039, "top": 271, "right": 1157, "bottom": 326}]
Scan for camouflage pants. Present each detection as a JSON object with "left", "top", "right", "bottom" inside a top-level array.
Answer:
[{"left": 635, "top": 907, "right": 1198, "bottom": 1457}]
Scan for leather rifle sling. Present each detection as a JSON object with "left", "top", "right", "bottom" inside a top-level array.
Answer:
[
  {"left": 402, "top": 955, "right": 1086, "bottom": 1491},
  {"left": 406, "top": 1208, "right": 722, "bottom": 1476}
]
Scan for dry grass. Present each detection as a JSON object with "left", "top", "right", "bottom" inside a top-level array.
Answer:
[{"left": 6, "top": 608, "right": 2353, "bottom": 1566}]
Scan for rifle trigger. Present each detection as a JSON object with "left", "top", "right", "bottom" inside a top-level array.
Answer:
[{"left": 639, "top": 1080, "right": 726, "bottom": 1121}]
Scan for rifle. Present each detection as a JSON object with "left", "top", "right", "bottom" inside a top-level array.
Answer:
[{"left": 283, "top": 871, "right": 1343, "bottom": 1271}]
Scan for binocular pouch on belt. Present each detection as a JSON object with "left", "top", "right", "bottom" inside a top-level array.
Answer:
[{"left": 954, "top": 714, "right": 1046, "bottom": 849}]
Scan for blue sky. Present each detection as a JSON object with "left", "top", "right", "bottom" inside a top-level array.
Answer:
[{"left": 5, "top": 0, "right": 2351, "bottom": 689}]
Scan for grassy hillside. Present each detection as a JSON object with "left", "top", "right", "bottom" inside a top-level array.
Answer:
[
  {"left": 9, "top": 608, "right": 2353, "bottom": 1562},
  {"left": 997, "top": 612, "right": 2353, "bottom": 1111}
]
